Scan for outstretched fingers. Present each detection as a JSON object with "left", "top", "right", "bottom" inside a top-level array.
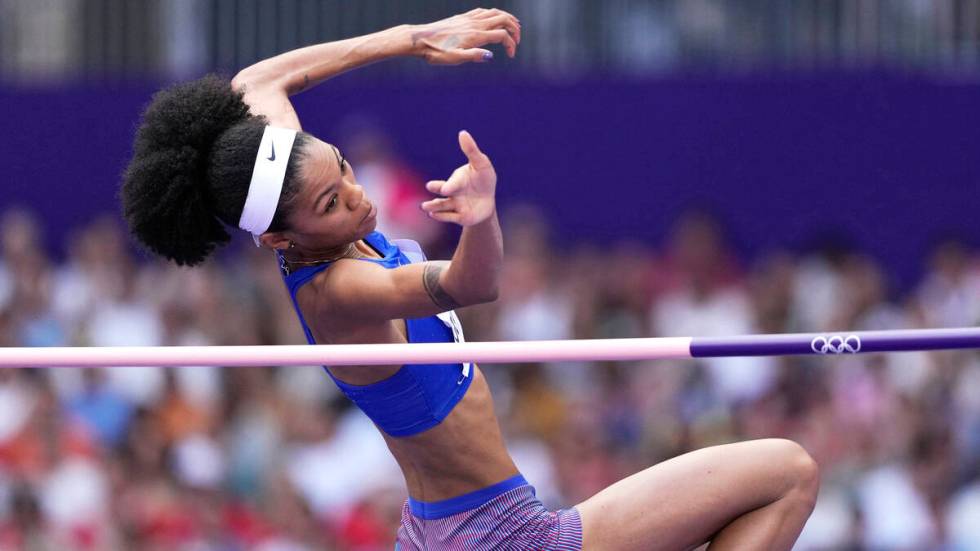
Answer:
[
  {"left": 458, "top": 130, "right": 490, "bottom": 170},
  {"left": 421, "top": 197, "right": 455, "bottom": 213},
  {"left": 428, "top": 211, "right": 463, "bottom": 224},
  {"left": 422, "top": 187, "right": 461, "bottom": 224},
  {"left": 425, "top": 180, "right": 446, "bottom": 195},
  {"left": 439, "top": 166, "right": 467, "bottom": 196},
  {"left": 421, "top": 195, "right": 462, "bottom": 224}
]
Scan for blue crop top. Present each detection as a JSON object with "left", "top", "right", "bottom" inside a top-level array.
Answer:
[{"left": 278, "top": 231, "right": 473, "bottom": 437}]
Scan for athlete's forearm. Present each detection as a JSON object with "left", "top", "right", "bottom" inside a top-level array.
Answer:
[
  {"left": 232, "top": 10, "right": 520, "bottom": 127},
  {"left": 232, "top": 25, "right": 415, "bottom": 95},
  {"left": 441, "top": 210, "right": 503, "bottom": 306}
]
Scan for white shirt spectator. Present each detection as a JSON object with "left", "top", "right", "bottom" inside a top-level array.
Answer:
[
  {"left": 497, "top": 291, "right": 573, "bottom": 343},
  {"left": 653, "top": 287, "right": 776, "bottom": 403},
  {"left": 795, "top": 484, "right": 855, "bottom": 550},
  {"left": 792, "top": 256, "right": 845, "bottom": 331},
  {"left": 0, "top": 376, "right": 35, "bottom": 444},
  {"left": 88, "top": 299, "right": 164, "bottom": 406},
  {"left": 40, "top": 456, "right": 110, "bottom": 531},
  {"left": 857, "top": 464, "right": 937, "bottom": 549},
  {"left": 508, "top": 437, "right": 562, "bottom": 508},
  {"left": 946, "top": 481, "right": 980, "bottom": 551},
  {"left": 285, "top": 409, "right": 401, "bottom": 519},
  {"left": 172, "top": 433, "right": 225, "bottom": 490},
  {"left": 918, "top": 266, "right": 980, "bottom": 328}
]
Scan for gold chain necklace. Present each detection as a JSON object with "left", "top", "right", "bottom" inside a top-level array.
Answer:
[{"left": 279, "top": 242, "right": 360, "bottom": 275}]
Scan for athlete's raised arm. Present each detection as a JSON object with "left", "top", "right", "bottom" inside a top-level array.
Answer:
[
  {"left": 312, "top": 130, "right": 502, "bottom": 326},
  {"left": 232, "top": 8, "right": 521, "bottom": 128}
]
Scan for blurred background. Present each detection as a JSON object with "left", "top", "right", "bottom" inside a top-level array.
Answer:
[{"left": 2, "top": 0, "right": 980, "bottom": 549}]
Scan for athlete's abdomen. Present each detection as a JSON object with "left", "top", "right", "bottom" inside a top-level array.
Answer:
[{"left": 382, "top": 366, "right": 519, "bottom": 502}]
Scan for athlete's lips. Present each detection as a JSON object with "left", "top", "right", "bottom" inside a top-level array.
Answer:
[{"left": 361, "top": 202, "right": 377, "bottom": 224}]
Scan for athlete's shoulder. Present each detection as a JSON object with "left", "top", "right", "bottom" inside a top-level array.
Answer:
[
  {"left": 364, "top": 230, "right": 397, "bottom": 254},
  {"left": 309, "top": 251, "right": 387, "bottom": 306}
]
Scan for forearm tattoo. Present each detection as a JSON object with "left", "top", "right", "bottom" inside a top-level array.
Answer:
[{"left": 423, "top": 263, "right": 462, "bottom": 311}]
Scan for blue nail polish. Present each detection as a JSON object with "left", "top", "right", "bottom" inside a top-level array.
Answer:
[{"left": 483, "top": 51, "right": 493, "bottom": 61}]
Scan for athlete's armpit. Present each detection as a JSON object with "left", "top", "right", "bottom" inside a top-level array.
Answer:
[{"left": 423, "top": 263, "right": 462, "bottom": 311}]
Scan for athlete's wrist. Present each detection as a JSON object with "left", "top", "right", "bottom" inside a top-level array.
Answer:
[
  {"left": 464, "top": 203, "right": 497, "bottom": 227},
  {"left": 386, "top": 25, "right": 418, "bottom": 58}
]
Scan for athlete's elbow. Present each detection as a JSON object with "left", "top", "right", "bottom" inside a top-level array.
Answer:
[
  {"left": 468, "top": 284, "right": 500, "bottom": 305},
  {"left": 230, "top": 69, "right": 255, "bottom": 92},
  {"left": 436, "top": 264, "right": 498, "bottom": 307},
  {"left": 450, "top": 284, "right": 497, "bottom": 308},
  {"left": 232, "top": 66, "right": 281, "bottom": 94},
  {"left": 470, "top": 267, "right": 502, "bottom": 305},
  {"left": 465, "top": 290, "right": 496, "bottom": 307},
  {"left": 481, "top": 284, "right": 500, "bottom": 304}
]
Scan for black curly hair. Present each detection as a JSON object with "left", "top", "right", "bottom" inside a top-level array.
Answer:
[{"left": 121, "top": 74, "right": 309, "bottom": 266}]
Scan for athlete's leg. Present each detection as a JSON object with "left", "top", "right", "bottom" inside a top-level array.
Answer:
[{"left": 575, "top": 438, "right": 819, "bottom": 551}]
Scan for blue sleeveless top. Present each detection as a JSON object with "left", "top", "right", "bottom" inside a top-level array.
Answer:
[{"left": 278, "top": 231, "right": 473, "bottom": 437}]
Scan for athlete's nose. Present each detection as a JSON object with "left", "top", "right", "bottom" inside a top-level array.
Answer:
[{"left": 346, "top": 185, "right": 365, "bottom": 209}]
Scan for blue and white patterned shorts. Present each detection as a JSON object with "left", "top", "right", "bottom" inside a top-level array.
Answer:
[{"left": 395, "top": 475, "right": 583, "bottom": 551}]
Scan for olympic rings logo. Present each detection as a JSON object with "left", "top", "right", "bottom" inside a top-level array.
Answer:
[{"left": 810, "top": 335, "right": 862, "bottom": 354}]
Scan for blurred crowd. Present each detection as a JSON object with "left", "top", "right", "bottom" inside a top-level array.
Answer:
[{"left": 0, "top": 188, "right": 979, "bottom": 550}]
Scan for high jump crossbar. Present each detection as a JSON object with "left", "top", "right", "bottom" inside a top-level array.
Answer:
[{"left": 0, "top": 327, "right": 977, "bottom": 368}]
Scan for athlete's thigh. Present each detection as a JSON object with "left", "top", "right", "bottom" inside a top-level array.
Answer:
[{"left": 575, "top": 439, "right": 806, "bottom": 551}]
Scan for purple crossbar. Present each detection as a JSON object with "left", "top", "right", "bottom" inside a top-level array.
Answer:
[{"left": 690, "top": 327, "right": 980, "bottom": 357}]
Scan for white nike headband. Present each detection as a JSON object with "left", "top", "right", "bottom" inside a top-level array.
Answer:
[{"left": 238, "top": 125, "right": 298, "bottom": 246}]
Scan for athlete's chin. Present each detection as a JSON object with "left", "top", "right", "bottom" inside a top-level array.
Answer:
[{"left": 358, "top": 217, "right": 378, "bottom": 236}]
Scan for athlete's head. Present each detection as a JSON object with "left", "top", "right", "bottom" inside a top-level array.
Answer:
[
  {"left": 121, "top": 74, "right": 375, "bottom": 267},
  {"left": 257, "top": 136, "right": 377, "bottom": 256}
]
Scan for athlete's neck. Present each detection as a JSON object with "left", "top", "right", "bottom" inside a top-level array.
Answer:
[{"left": 282, "top": 241, "right": 359, "bottom": 266}]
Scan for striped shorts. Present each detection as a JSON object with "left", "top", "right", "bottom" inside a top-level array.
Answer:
[{"left": 394, "top": 474, "right": 583, "bottom": 551}]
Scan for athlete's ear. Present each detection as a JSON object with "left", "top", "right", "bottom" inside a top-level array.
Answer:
[{"left": 259, "top": 232, "right": 292, "bottom": 251}]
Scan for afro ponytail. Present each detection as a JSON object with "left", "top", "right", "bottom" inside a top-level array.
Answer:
[{"left": 122, "top": 74, "right": 276, "bottom": 266}]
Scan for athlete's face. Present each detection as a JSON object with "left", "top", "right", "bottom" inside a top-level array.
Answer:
[{"left": 276, "top": 137, "right": 377, "bottom": 253}]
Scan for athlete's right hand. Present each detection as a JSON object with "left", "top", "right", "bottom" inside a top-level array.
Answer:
[
  {"left": 421, "top": 131, "right": 497, "bottom": 227},
  {"left": 409, "top": 8, "right": 521, "bottom": 65}
]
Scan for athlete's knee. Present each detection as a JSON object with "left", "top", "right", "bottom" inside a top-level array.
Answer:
[{"left": 767, "top": 438, "right": 820, "bottom": 508}]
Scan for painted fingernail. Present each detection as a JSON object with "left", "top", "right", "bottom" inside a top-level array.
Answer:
[{"left": 483, "top": 51, "right": 494, "bottom": 61}]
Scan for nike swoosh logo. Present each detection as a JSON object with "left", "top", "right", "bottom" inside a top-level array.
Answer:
[{"left": 267, "top": 141, "right": 276, "bottom": 162}]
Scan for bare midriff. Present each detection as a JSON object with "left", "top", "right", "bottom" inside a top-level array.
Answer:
[
  {"left": 324, "top": 360, "right": 519, "bottom": 502},
  {"left": 297, "top": 239, "right": 520, "bottom": 503}
]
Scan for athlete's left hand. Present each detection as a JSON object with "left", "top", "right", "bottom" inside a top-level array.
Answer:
[
  {"left": 421, "top": 131, "right": 496, "bottom": 226},
  {"left": 409, "top": 8, "right": 521, "bottom": 65}
]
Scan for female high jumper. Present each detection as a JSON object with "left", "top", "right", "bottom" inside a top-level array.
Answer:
[{"left": 121, "top": 8, "right": 818, "bottom": 550}]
